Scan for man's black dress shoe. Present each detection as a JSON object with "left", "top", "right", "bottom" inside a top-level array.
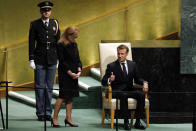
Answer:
[
  {"left": 38, "top": 116, "right": 44, "bottom": 121},
  {"left": 124, "top": 123, "right": 131, "bottom": 130},
  {"left": 134, "top": 122, "right": 146, "bottom": 130},
  {"left": 45, "top": 116, "right": 51, "bottom": 121}
]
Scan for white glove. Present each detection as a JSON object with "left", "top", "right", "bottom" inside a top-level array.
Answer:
[
  {"left": 56, "top": 60, "right": 59, "bottom": 68},
  {"left": 29, "top": 60, "right": 36, "bottom": 69}
]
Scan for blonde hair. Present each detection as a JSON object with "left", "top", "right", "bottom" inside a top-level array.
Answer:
[{"left": 58, "top": 26, "right": 79, "bottom": 45}]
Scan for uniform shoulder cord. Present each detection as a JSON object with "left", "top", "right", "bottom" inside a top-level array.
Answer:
[{"left": 53, "top": 19, "right": 59, "bottom": 35}]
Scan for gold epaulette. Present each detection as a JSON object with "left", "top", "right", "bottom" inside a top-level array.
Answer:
[{"left": 54, "top": 19, "right": 58, "bottom": 35}]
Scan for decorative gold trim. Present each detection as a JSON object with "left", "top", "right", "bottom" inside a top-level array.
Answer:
[
  {"left": 41, "top": 6, "right": 53, "bottom": 8},
  {"left": 130, "top": 40, "right": 180, "bottom": 48},
  {"left": 4, "top": 40, "right": 27, "bottom": 50},
  {"left": 15, "top": 81, "right": 34, "bottom": 88},
  {"left": 66, "top": 0, "right": 146, "bottom": 28},
  {"left": 101, "top": 40, "right": 180, "bottom": 48},
  {"left": 154, "top": 30, "right": 179, "bottom": 40}
]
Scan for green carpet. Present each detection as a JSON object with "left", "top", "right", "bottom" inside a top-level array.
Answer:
[{"left": 0, "top": 98, "right": 192, "bottom": 131}]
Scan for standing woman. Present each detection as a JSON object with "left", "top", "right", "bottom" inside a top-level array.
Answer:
[{"left": 51, "top": 26, "right": 82, "bottom": 127}]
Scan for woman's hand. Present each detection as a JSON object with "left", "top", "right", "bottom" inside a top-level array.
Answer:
[
  {"left": 67, "top": 70, "right": 81, "bottom": 79},
  {"left": 71, "top": 73, "right": 79, "bottom": 79},
  {"left": 77, "top": 72, "right": 81, "bottom": 77}
]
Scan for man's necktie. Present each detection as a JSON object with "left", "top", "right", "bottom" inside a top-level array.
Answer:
[
  {"left": 44, "top": 22, "right": 48, "bottom": 27},
  {"left": 121, "top": 63, "right": 128, "bottom": 77}
]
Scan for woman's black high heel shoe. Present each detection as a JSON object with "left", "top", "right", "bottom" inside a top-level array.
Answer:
[
  {"left": 64, "top": 119, "right": 78, "bottom": 127},
  {"left": 51, "top": 119, "right": 60, "bottom": 128}
]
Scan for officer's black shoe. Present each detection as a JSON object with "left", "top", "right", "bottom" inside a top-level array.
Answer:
[
  {"left": 124, "top": 123, "right": 131, "bottom": 130},
  {"left": 45, "top": 116, "right": 51, "bottom": 121},
  {"left": 38, "top": 116, "right": 44, "bottom": 121},
  {"left": 134, "top": 121, "right": 146, "bottom": 130}
]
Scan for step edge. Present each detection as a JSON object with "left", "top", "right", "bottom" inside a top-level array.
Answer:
[{"left": 8, "top": 91, "right": 36, "bottom": 105}]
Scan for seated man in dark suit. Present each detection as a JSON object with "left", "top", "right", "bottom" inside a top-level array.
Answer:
[{"left": 102, "top": 44, "right": 148, "bottom": 130}]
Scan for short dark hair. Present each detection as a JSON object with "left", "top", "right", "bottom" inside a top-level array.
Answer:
[{"left": 117, "top": 44, "right": 129, "bottom": 53}]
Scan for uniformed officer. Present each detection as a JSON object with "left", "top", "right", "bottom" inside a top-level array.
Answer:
[{"left": 29, "top": 1, "right": 60, "bottom": 121}]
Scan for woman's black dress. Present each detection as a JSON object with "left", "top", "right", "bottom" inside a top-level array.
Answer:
[{"left": 57, "top": 42, "right": 82, "bottom": 99}]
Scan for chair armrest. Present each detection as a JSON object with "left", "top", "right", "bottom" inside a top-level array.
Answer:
[
  {"left": 133, "top": 83, "right": 143, "bottom": 88},
  {"left": 101, "top": 86, "right": 107, "bottom": 101},
  {"left": 133, "top": 83, "right": 148, "bottom": 99},
  {"left": 102, "top": 85, "right": 113, "bottom": 106},
  {"left": 145, "top": 92, "right": 148, "bottom": 99},
  {"left": 108, "top": 85, "right": 112, "bottom": 103}
]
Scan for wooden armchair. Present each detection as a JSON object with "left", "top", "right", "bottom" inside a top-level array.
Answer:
[{"left": 99, "top": 42, "right": 150, "bottom": 129}]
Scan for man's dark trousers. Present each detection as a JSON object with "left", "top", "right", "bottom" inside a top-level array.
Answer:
[{"left": 112, "top": 84, "right": 145, "bottom": 119}]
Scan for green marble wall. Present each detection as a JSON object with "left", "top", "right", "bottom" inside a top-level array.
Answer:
[{"left": 180, "top": 0, "right": 196, "bottom": 74}]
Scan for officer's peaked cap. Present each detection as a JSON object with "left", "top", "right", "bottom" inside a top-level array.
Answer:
[{"left": 37, "top": 1, "right": 53, "bottom": 11}]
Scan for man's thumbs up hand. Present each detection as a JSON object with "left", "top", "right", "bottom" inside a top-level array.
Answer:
[{"left": 109, "top": 72, "right": 115, "bottom": 82}]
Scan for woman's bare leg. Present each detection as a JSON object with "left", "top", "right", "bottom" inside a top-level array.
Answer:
[
  {"left": 65, "top": 98, "right": 74, "bottom": 124},
  {"left": 52, "top": 98, "right": 64, "bottom": 125}
]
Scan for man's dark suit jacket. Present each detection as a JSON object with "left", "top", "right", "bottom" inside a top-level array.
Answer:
[{"left": 102, "top": 60, "right": 144, "bottom": 91}]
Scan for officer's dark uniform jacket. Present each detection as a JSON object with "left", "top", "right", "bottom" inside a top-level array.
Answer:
[{"left": 29, "top": 18, "right": 60, "bottom": 65}]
